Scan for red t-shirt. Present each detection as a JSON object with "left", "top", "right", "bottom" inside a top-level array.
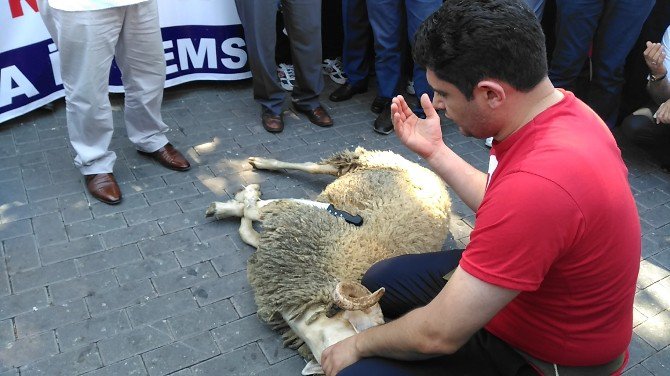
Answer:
[{"left": 460, "top": 91, "right": 640, "bottom": 366}]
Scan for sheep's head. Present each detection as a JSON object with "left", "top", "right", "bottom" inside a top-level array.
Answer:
[{"left": 290, "top": 281, "right": 385, "bottom": 375}]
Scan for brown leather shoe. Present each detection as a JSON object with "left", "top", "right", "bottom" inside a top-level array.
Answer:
[
  {"left": 261, "top": 109, "right": 284, "bottom": 133},
  {"left": 292, "top": 103, "right": 333, "bottom": 127},
  {"left": 138, "top": 143, "right": 191, "bottom": 171},
  {"left": 85, "top": 173, "right": 122, "bottom": 205}
]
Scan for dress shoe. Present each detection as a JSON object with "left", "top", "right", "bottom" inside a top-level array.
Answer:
[
  {"left": 373, "top": 103, "right": 394, "bottom": 135},
  {"left": 292, "top": 103, "right": 334, "bottom": 127},
  {"left": 370, "top": 96, "right": 392, "bottom": 114},
  {"left": 329, "top": 82, "right": 367, "bottom": 102},
  {"left": 138, "top": 143, "right": 191, "bottom": 171},
  {"left": 261, "top": 109, "right": 284, "bottom": 133},
  {"left": 85, "top": 173, "right": 122, "bottom": 205}
]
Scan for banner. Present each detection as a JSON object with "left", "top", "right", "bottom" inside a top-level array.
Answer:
[{"left": 0, "top": 0, "right": 251, "bottom": 124}]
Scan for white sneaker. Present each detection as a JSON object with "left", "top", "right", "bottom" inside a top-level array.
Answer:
[
  {"left": 277, "top": 63, "right": 296, "bottom": 91},
  {"left": 322, "top": 58, "right": 348, "bottom": 85},
  {"left": 406, "top": 79, "right": 415, "bottom": 95},
  {"left": 485, "top": 137, "right": 493, "bottom": 148}
]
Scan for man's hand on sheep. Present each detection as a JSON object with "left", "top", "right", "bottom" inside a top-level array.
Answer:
[
  {"left": 320, "top": 334, "right": 361, "bottom": 376},
  {"left": 392, "top": 94, "right": 444, "bottom": 160}
]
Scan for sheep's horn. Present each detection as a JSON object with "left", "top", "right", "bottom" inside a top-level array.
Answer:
[{"left": 333, "top": 281, "right": 385, "bottom": 311}]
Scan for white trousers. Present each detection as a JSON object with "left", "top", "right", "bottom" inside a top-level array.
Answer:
[{"left": 39, "top": 0, "right": 169, "bottom": 175}]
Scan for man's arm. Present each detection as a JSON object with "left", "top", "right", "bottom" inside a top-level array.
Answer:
[
  {"left": 320, "top": 267, "right": 519, "bottom": 375},
  {"left": 392, "top": 94, "right": 488, "bottom": 211},
  {"left": 644, "top": 41, "right": 670, "bottom": 103}
]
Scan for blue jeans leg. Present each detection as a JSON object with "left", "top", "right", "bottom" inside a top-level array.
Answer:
[
  {"left": 367, "top": 0, "right": 403, "bottom": 98},
  {"left": 405, "top": 0, "right": 442, "bottom": 102},
  {"left": 342, "top": 0, "right": 372, "bottom": 86}
]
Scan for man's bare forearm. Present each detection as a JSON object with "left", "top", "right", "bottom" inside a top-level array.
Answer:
[{"left": 425, "top": 144, "right": 488, "bottom": 212}]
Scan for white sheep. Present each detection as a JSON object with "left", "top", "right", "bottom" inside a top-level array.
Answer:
[{"left": 206, "top": 147, "right": 451, "bottom": 374}]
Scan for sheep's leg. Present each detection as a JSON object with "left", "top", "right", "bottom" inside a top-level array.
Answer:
[
  {"left": 239, "top": 217, "right": 259, "bottom": 248},
  {"left": 248, "top": 157, "right": 339, "bottom": 176},
  {"left": 239, "top": 184, "right": 262, "bottom": 247},
  {"left": 205, "top": 201, "right": 245, "bottom": 219}
]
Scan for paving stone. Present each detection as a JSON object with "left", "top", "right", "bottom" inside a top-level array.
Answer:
[
  {"left": 0, "top": 319, "right": 14, "bottom": 345},
  {"left": 0, "top": 219, "right": 32, "bottom": 242},
  {"left": 123, "top": 201, "right": 181, "bottom": 226},
  {"left": 19, "top": 343, "right": 101, "bottom": 376},
  {"left": 97, "top": 321, "right": 172, "bottom": 365},
  {"left": 15, "top": 299, "right": 89, "bottom": 338},
  {"left": 637, "top": 260, "right": 670, "bottom": 289},
  {"left": 101, "top": 221, "right": 163, "bottom": 249},
  {"left": 630, "top": 173, "right": 667, "bottom": 193},
  {"left": 58, "top": 193, "right": 93, "bottom": 224},
  {"left": 192, "top": 270, "right": 251, "bottom": 306},
  {"left": 75, "top": 244, "right": 142, "bottom": 275},
  {"left": 32, "top": 212, "right": 67, "bottom": 247},
  {"left": 151, "top": 261, "right": 217, "bottom": 295},
  {"left": 191, "top": 344, "right": 269, "bottom": 375},
  {"left": 65, "top": 213, "right": 128, "bottom": 240},
  {"left": 115, "top": 252, "right": 181, "bottom": 284},
  {"left": 252, "top": 356, "right": 307, "bottom": 376},
  {"left": 635, "top": 188, "right": 670, "bottom": 210},
  {"left": 127, "top": 289, "right": 198, "bottom": 327},
  {"left": 230, "top": 290, "right": 258, "bottom": 317},
  {"left": 210, "top": 247, "right": 253, "bottom": 277},
  {"left": 0, "top": 331, "right": 58, "bottom": 368},
  {"left": 26, "top": 180, "right": 83, "bottom": 202},
  {"left": 174, "top": 237, "right": 231, "bottom": 267},
  {"left": 642, "top": 204, "right": 670, "bottom": 229},
  {"left": 652, "top": 248, "right": 670, "bottom": 270},
  {"left": 49, "top": 270, "right": 118, "bottom": 304},
  {"left": 623, "top": 364, "right": 654, "bottom": 375},
  {"left": 90, "top": 194, "right": 148, "bottom": 218},
  {"left": 211, "top": 315, "right": 275, "bottom": 353},
  {"left": 137, "top": 229, "right": 199, "bottom": 257},
  {"left": 0, "top": 179, "right": 27, "bottom": 206},
  {"left": 0, "top": 151, "right": 44, "bottom": 170},
  {"left": 628, "top": 333, "right": 658, "bottom": 368},
  {"left": 0, "top": 368, "right": 18, "bottom": 376},
  {"left": 0, "top": 288, "right": 48, "bottom": 320},
  {"left": 20, "top": 165, "right": 52, "bottom": 190},
  {"left": 156, "top": 209, "right": 213, "bottom": 234},
  {"left": 0, "top": 260, "right": 9, "bottom": 297},
  {"left": 80, "top": 356, "right": 148, "bottom": 376},
  {"left": 11, "top": 260, "right": 77, "bottom": 293},
  {"left": 175, "top": 192, "right": 220, "bottom": 213},
  {"left": 142, "top": 331, "right": 220, "bottom": 376},
  {"left": 193, "top": 220, "right": 239, "bottom": 242},
  {"left": 57, "top": 310, "right": 131, "bottom": 351},
  {"left": 39, "top": 236, "right": 104, "bottom": 265},
  {"left": 0, "top": 199, "right": 58, "bottom": 225},
  {"left": 87, "top": 280, "right": 157, "bottom": 315},
  {"left": 258, "top": 334, "right": 299, "bottom": 364},
  {"left": 641, "top": 345, "right": 670, "bottom": 376},
  {"left": 143, "top": 182, "right": 200, "bottom": 205},
  {"left": 634, "top": 310, "right": 670, "bottom": 351},
  {"left": 167, "top": 299, "right": 238, "bottom": 339}
]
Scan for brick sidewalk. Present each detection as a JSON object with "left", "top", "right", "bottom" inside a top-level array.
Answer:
[{"left": 0, "top": 79, "right": 668, "bottom": 375}]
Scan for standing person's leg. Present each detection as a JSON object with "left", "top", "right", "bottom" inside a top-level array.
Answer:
[
  {"left": 405, "top": 0, "right": 442, "bottom": 106},
  {"left": 548, "top": 0, "right": 602, "bottom": 93},
  {"left": 586, "top": 0, "right": 655, "bottom": 128},
  {"left": 234, "top": 0, "right": 285, "bottom": 115},
  {"left": 114, "top": 0, "right": 169, "bottom": 153},
  {"left": 282, "top": 0, "right": 325, "bottom": 111},
  {"left": 322, "top": 0, "right": 343, "bottom": 60},
  {"left": 367, "top": 0, "right": 403, "bottom": 101},
  {"left": 38, "top": 1, "right": 121, "bottom": 175},
  {"left": 523, "top": 0, "right": 546, "bottom": 20}
]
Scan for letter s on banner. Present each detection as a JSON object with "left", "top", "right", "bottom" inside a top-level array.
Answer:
[{"left": 220, "top": 37, "right": 246, "bottom": 70}]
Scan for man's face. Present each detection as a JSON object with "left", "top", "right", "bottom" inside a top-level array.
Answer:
[{"left": 427, "top": 70, "right": 491, "bottom": 139}]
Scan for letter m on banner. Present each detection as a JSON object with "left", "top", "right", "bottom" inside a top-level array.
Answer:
[{"left": 9, "top": 0, "right": 38, "bottom": 18}]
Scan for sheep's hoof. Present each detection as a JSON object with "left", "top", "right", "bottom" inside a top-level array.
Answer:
[
  {"left": 205, "top": 203, "right": 216, "bottom": 217},
  {"left": 248, "top": 156, "right": 277, "bottom": 170}
]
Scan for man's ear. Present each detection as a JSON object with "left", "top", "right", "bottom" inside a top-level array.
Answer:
[{"left": 475, "top": 80, "right": 506, "bottom": 109}]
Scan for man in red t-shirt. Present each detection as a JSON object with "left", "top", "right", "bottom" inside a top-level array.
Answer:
[{"left": 319, "top": 1, "right": 640, "bottom": 375}]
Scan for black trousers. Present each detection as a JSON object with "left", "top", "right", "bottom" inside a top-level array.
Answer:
[
  {"left": 338, "top": 251, "right": 537, "bottom": 376},
  {"left": 620, "top": 104, "right": 670, "bottom": 168}
]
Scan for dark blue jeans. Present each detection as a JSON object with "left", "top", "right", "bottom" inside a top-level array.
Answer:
[
  {"left": 341, "top": 0, "right": 441, "bottom": 100},
  {"left": 549, "top": 0, "right": 655, "bottom": 128},
  {"left": 338, "top": 250, "right": 536, "bottom": 376}
]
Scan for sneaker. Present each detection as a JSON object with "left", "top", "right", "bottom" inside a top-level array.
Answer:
[
  {"left": 484, "top": 137, "right": 493, "bottom": 148},
  {"left": 277, "top": 63, "right": 296, "bottom": 91},
  {"left": 322, "top": 58, "right": 348, "bottom": 85},
  {"left": 406, "top": 79, "right": 415, "bottom": 95}
]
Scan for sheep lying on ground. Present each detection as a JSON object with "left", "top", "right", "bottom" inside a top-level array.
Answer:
[{"left": 206, "top": 147, "right": 451, "bottom": 374}]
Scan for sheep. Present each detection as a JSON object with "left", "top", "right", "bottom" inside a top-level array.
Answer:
[{"left": 205, "top": 147, "right": 452, "bottom": 374}]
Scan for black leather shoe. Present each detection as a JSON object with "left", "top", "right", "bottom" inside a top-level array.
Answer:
[
  {"left": 261, "top": 109, "right": 284, "bottom": 133},
  {"left": 370, "top": 96, "right": 392, "bottom": 114},
  {"left": 373, "top": 104, "right": 394, "bottom": 135},
  {"left": 329, "top": 82, "right": 368, "bottom": 102}
]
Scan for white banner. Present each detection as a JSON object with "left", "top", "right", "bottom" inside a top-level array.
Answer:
[{"left": 0, "top": 0, "right": 251, "bottom": 124}]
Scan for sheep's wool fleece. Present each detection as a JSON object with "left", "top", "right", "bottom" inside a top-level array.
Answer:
[{"left": 246, "top": 148, "right": 451, "bottom": 358}]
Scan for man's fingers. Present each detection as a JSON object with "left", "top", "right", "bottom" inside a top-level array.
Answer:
[{"left": 420, "top": 93, "right": 438, "bottom": 118}]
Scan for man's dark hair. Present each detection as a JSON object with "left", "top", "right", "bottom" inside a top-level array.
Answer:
[{"left": 414, "top": 0, "right": 547, "bottom": 99}]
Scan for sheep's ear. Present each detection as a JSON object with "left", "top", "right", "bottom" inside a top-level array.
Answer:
[{"left": 301, "top": 360, "right": 323, "bottom": 375}]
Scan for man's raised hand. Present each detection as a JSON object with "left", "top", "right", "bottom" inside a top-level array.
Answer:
[{"left": 392, "top": 94, "right": 445, "bottom": 160}]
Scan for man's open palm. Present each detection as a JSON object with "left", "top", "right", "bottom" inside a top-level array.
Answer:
[{"left": 393, "top": 94, "right": 444, "bottom": 160}]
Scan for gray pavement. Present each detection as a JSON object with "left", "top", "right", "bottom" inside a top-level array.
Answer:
[{"left": 0, "top": 78, "right": 668, "bottom": 375}]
